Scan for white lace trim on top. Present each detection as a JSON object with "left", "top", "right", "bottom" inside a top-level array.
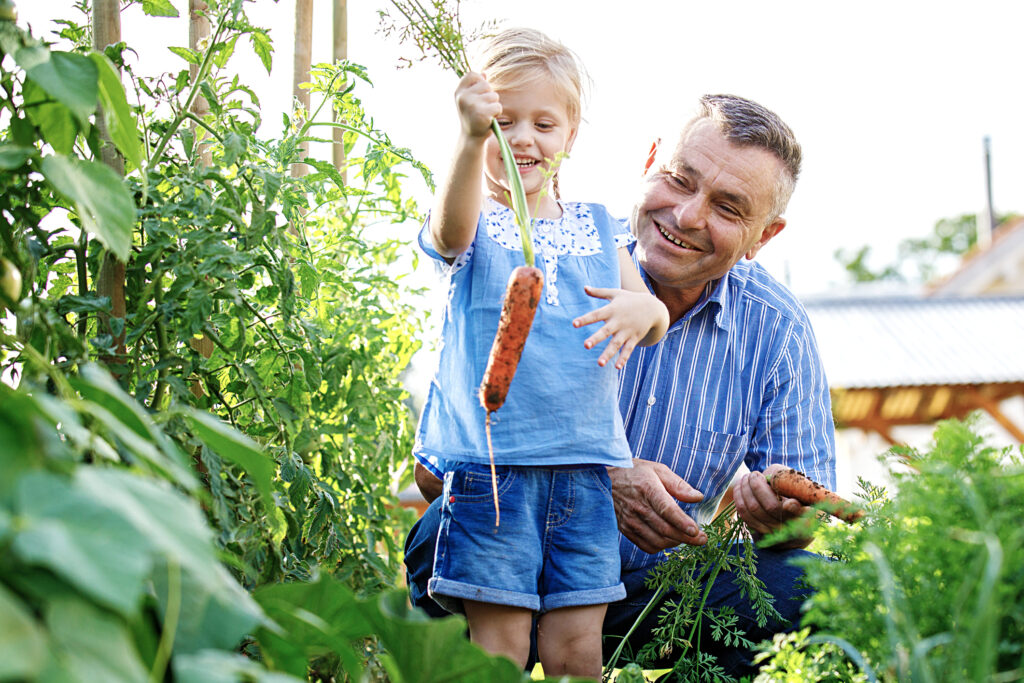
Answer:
[{"left": 481, "top": 198, "right": 604, "bottom": 306}]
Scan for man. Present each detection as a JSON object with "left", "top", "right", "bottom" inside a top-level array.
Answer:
[{"left": 405, "top": 94, "right": 835, "bottom": 677}]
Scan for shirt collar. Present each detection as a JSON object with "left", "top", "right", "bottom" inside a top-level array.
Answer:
[{"left": 635, "top": 256, "right": 748, "bottom": 332}]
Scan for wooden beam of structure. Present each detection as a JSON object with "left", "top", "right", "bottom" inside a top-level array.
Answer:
[
  {"left": 831, "top": 382, "right": 1024, "bottom": 444},
  {"left": 962, "top": 387, "right": 1024, "bottom": 443}
]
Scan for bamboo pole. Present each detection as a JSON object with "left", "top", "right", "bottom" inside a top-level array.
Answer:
[
  {"left": 92, "top": 0, "right": 127, "bottom": 365},
  {"left": 332, "top": 0, "right": 347, "bottom": 177},
  {"left": 188, "top": 0, "right": 214, "bottom": 399},
  {"left": 291, "top": 0, "right": 313, "bottom": 177}
]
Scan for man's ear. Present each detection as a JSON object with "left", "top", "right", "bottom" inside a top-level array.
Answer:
[
  {"left": 746, "top": 218, "right": 786, "bottom": 260},
  {"left": 643, "top": 139, "right": 660, "bottom": 175}
]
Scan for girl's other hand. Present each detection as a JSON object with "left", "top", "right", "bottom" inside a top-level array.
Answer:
[
  {"left": 455, "top": 71, "right": 501, "bottom": 139},
  {"left": 573, "top": 287, "right": 666, "bottom": 369}
]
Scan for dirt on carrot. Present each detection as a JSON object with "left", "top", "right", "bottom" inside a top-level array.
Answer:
[
  {"left": 768, "top": 468, "right": 864, "bottom": 524},
  {"left": 478, "top": 266, "right": 544, "bottom": 526}
]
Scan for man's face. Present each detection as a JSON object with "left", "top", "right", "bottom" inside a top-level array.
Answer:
[{"left": 632, "top": 119, "right": 787, "bottom": 306}]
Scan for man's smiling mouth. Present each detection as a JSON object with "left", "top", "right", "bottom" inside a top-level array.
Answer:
[{"left": 657, "top": 221, "right": 701, "bottom": 251}]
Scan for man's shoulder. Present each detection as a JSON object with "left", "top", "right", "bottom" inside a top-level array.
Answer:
[{"left": 726, "top": 260, "right": 813, "bottom": 329}]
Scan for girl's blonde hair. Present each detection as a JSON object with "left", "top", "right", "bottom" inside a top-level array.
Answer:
[{"left": 473, "top": 27, "right": 586, "bottom": 129}]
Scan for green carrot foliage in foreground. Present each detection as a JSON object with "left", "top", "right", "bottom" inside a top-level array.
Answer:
[{"left": 758, "top": 417, "right": 1024, "bottom": 682}]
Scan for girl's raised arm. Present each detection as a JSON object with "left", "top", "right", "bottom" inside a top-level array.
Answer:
[{"left": 428, "top": 72, "right": 501, "bottom": 260}]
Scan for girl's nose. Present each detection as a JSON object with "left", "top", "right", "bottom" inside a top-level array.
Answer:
[{"left": 505, "top": 122, "right": 531, "bottom": 147}]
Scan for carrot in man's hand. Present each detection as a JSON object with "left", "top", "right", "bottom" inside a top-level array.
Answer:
[
  {"left": 768, "top": 468, "right": 864, "bottom": 524},
  {"left": 478, "top": 265, "right": 544, "bottom": 526}
]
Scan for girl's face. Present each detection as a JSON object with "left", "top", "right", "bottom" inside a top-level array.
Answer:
[{"left": 484, "top": 77, "right": 577, "bottom": 219}]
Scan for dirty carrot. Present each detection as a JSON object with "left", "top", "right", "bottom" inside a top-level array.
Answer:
[
  {"left": 768, "top": 468, "right": 864, "bottom": 524},
  {"left": 478, "top": 266, "right": 544, "bottom": 525}
]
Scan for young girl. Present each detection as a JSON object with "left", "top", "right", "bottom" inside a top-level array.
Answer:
[{"left": 413, "top": 28, "right": 668, "bottom": 677}]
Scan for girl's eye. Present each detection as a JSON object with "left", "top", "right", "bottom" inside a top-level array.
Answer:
[
  {"left": 497, "top": 119, "right": 512, "bottom": 128},
  {"left": 535, "top": 122, "right": 554, "bottom": 131}
]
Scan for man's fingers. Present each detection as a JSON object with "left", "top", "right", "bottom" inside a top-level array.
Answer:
[{"left": 733, "top": 471, "right": 808, "bottom": 536}]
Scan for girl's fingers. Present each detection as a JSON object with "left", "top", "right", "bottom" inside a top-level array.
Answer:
[
  {"left": 583, "top": 324, "right": 612, "bottom": 351},
  {"left": 614, "top": 339, "right": 638, "bottom": 369},
  {"left": 584, "top": 285, "right": 615, "bottom": 301}
]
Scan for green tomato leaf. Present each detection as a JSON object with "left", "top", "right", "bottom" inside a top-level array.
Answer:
[
  {"left": 142, "top": 0, "right": 180, "bottom": 17},
  {"left": 23, "top": 78, "right": 78, "bottom": 154},
  {"left": 0, "top": 583, "right": 47, "bottom": 681},
  {"left": 173, "top": 650, "right": 306, "bottom": 683},
  {"left": 152, "top": 559, "right": 265, "bottom": 656},
  {"left": 168, "top": 46, "right": 201, "bottom": 65},
  {"left": 41, "top": 595, "right": 149, "bottom": 683},
  {"left": 89, "top": 51, "right": 143, "bottom": 172},
  {"left": 253, "top": 575, "right": 374, "bottom": 679},
  {"left": 15, "top": 47, "right": 98, "bottom": 124},
  {"left": 40, "top": 155, "right": 135, "bottom": 261},
  {"left": 0, "top": 144, "right": 35, "bottom": 169},
  {"left": 249, "top": 30, "right": 273, "bottom": 74},
  {"left": 370, "top": 590, "right": 527, "bottom": 683},
  {"left": 13, "top": 471, "right": 154, "bottom": 615},
  {"left": 185, "top": 409, "right": 282, "bottom": 531}
]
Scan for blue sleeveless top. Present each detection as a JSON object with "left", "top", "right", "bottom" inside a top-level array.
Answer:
[{"left": 414, "top": 197, "right": 635, "bottom": 472}]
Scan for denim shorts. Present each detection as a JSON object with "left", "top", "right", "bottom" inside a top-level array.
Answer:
[{"left": 428, "top": 463, "right": 626, "bottom": 614}]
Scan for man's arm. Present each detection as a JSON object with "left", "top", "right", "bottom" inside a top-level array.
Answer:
[
  {"left": 737, "top": 309, "right": 836, "bottom": 550},
  {"left": 414, "top": 461, "right": 444, "bottom": 504},
  {"left": 608, "top": 459, "right": 707, "bottom": 552}
]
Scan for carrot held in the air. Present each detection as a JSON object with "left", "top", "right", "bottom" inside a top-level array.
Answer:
[
  {"left": 768, "top": 468, "right": 864, "bottom": 524},
  {"left": 478, "top": 265, "right": 544, "bottom": 526}
]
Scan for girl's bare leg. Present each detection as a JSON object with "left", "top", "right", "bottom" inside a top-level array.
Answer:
[
  {"left": 463, "top": 599, "right": 534, "bottom": 669},
  {"left": 537, "top": 603, "right": 607, "bottom": 678}
]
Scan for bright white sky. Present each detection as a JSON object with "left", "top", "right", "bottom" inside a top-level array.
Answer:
[{"left": 27, "top": 0, "right": 1024, "bottom": 296}]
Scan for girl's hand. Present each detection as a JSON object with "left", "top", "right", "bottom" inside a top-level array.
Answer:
[
  {"left": 573, "top": 287, "right": 669, "bottom": 369},
  {"left": 454, "top": 71, "right": 500, "bottom": 139}
]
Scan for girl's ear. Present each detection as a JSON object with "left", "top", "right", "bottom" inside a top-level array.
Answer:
[{"left": 643, "top": 139, "right": 660, "bottom": 175}]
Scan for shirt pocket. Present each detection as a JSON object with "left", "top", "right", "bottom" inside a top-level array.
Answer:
[{"left": 670, "top": 422, "right": 750, "bottom": 497}]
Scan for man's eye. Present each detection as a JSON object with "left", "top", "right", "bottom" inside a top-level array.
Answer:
[
  {"left": 666, "top": 173, "right": 689, "bottom": 189},
  {"left": 718, "top": 204, "right": 741, "bottom": 217}
]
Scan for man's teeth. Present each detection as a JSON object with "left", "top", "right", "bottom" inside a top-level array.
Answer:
[{"left": 658, "top": 223, "right": 694, "bottom": 249}]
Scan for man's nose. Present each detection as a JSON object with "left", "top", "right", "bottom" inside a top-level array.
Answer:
[{"left": 672, "top": 196, "right": 707, "bottom": 229}]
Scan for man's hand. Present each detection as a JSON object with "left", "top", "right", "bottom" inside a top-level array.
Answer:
[
  {"left": 609, "top": 459, "right": 707, "bottom": 553},
  {"left": 732, "top": 463, "right": 813, "bottom": 550},
  {"left": 414, "top": 461, "right": 444, "bottom": 504}
]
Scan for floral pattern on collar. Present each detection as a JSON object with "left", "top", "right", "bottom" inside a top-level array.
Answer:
[{"left": 482, "top": 197, "right": 606, "bottom": 306}]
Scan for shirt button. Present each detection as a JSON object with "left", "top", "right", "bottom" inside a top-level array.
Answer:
[{"left": 647, "top": 395, "right": 656, "bottom": 406}]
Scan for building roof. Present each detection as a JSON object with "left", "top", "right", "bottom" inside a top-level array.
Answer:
[
  {"left": 803, "top": 294, "right": 1024, "bottom": 389},
  {"left": 928, "top": 216, "right": 1024, "bottom": 296}
]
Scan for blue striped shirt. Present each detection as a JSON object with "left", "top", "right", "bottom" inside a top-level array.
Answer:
[{"left": 617, "top": 256, "right": 835, "bottom": 572}]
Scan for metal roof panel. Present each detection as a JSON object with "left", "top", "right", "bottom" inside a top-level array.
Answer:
[{"left": 802, "top": 295, "right": 1024, "bottom": 388}]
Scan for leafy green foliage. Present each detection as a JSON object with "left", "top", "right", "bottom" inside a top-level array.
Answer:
[
  {"left": 833, "top": 212, "right": 1015, "bottom": 284},
  {"left": 0, "top": 1, "right": 477, "bottom": 679},
  {"left": 788, "top": 418, "right": 1024, "bottom": 681},
  {"left": 750, "top": 629, "right": 870, "bottom": 682},
  {"left": 605, "top": 507, "right": 781, "bottom": 683}
]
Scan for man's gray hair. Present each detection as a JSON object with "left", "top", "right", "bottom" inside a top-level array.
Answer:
[{"left": 692, "top": 94, "right": 802, "bottom": 220}]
